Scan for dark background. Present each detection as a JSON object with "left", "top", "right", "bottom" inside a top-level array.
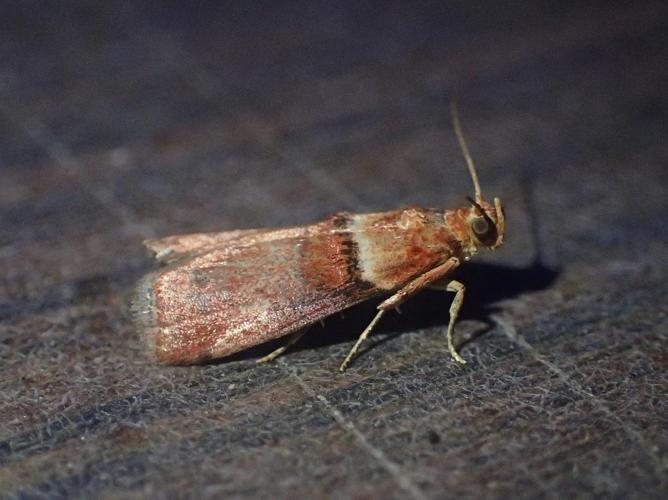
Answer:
[{"left": 1, "top": 1, "right": 667, "bottom": 498}]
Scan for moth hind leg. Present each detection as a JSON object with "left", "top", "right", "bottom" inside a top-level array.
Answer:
[{"left": 256, "top": 328, "right": 310, "bottom": 365}]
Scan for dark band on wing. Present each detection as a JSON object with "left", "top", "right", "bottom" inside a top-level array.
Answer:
[{"left": 300, "top": 213, "right": 378, "bottom": 297}]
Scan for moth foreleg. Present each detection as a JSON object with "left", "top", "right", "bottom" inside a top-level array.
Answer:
[
  {"left": 442, "top": 280, "right": 467, "bottom": 365},
  {"left": 339, "top": 257, "right": 460, "bottom": 372},
  {"left": 378, "top": 257, "right": 460, "bottom": 311},
  {"left": 256, "top": 328, "right": 310, "bottom": 365}
]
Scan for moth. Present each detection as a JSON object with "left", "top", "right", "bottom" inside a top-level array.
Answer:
[{"left": 134, "top": 103, "right": 505, "bottom": 371}]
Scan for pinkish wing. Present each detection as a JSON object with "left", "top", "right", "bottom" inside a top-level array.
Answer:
[{"left": 136, "top": 218, "right": 380, "bottom": 364}]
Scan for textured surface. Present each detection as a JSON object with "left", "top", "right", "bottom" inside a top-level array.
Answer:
[{"left": 1, "top": 1, "right": 667, "bottom": 498}]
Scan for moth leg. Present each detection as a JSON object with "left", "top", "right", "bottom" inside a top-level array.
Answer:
[
  {"left": 443, "top": 280, "right": 467, "bottom": 365},
  {"left": 256, "top": 328, "right": 310, "bottom": 365},
  {"left": 339, "top": 257, "right": 460, "bottom": 372},
  {"left": 339, "top": 310, "right": 385, "bottom": 372},
  {"left": 378, "top": 257, "right": 460, "bottom": 311}
]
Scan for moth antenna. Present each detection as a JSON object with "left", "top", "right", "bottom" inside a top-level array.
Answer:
[{"left": 450, "top": 101, "right": 482, "bottom": 203}]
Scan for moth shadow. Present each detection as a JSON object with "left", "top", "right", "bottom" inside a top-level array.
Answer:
[{"left": 233, "top": 259, "right": 559, "bottom": 363}]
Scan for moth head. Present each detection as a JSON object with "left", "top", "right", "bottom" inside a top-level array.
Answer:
[{"left": 466, "top": 196, "right": 505, "bottom": 249}]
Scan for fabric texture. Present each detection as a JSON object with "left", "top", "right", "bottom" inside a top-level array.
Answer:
[{"left": 1, "top": 1, "right": 666, "bottom": 498}]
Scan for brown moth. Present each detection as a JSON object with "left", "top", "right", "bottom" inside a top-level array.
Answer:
[{"left": 134, "top": 103, "right": 505, "bottom": 370}]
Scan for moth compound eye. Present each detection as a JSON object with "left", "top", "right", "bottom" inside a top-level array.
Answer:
[
  {"left": 470, "top": 215, "right": 497, "bottom": 246},
  {"left": 471, "top": 217, "right": 489, "bottom": 236}
]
